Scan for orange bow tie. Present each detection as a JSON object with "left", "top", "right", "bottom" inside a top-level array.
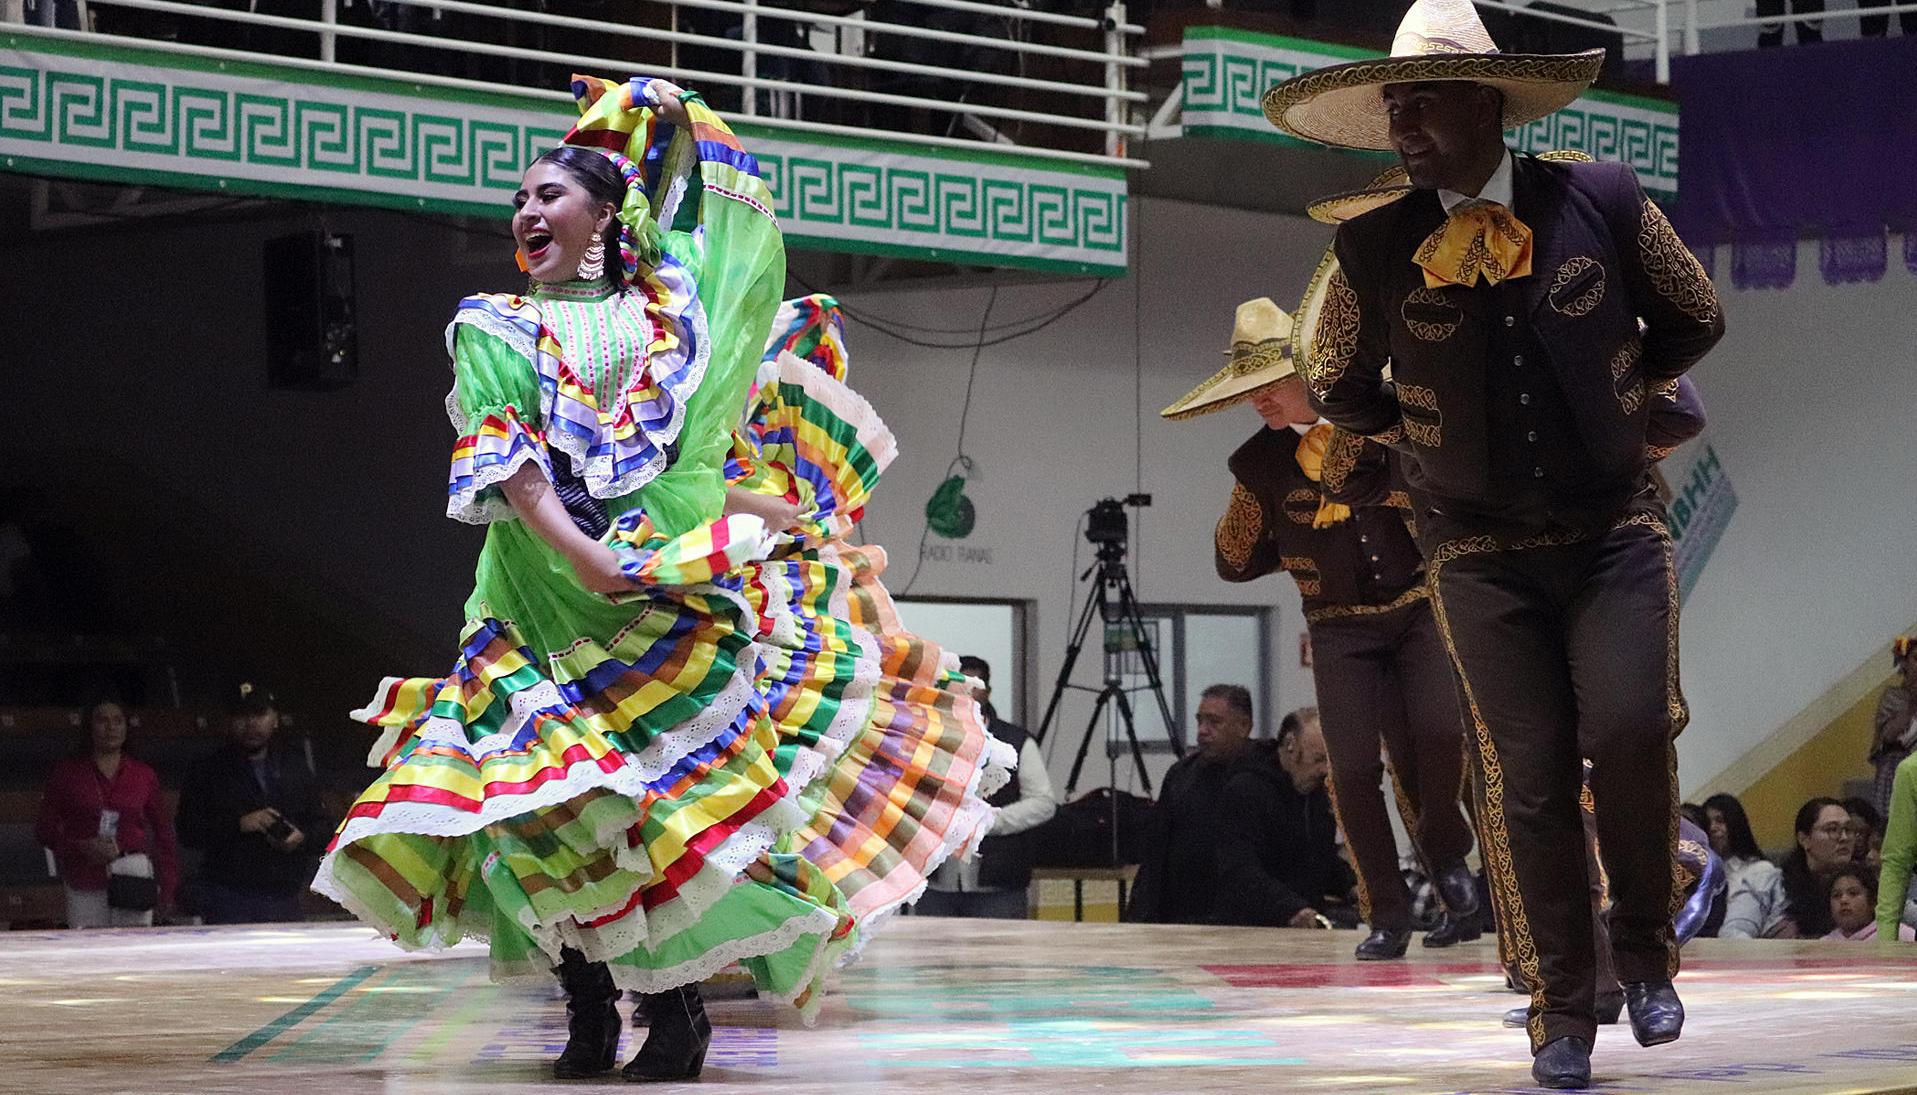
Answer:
[
  {"left": 1294, "top": 424, "right": 1353, "bottom": 528},
  {"left": 1414, "top": 201, "right": 1534, "bottom": 289}
]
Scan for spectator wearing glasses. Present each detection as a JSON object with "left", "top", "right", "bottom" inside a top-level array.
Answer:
[{"left": 1723, "top": 797, "right": 1853, "bottom": 939}]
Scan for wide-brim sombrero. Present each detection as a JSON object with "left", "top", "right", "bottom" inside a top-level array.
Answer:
[
  {"left": 1161, "top": 298, "right": 1297, "bottom": 421},
  {"left": 1262, "top": 0, "right": 1603, "bottom": 152}
]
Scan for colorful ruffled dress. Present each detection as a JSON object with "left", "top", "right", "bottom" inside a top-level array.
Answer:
[{"left": 313, "top": 84, "right": 1011, "bottom": 1017}]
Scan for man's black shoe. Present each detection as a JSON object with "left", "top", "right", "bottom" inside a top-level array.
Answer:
[
  {"left": 1354, "top": 927, "right": 1411, "bottom": 961},
  {"left": 1421, "top": 910, "right": 1482, "bottom": 948},
  {"left": 1531, "top": 1035, "right": 1592, "bottom": 1090},
  {"left": 1433, "top": 862, "right": 1481, "bottom": 919},
  {"left": 1622, "top": 980, "right": 1684, "bottom": 1047}
]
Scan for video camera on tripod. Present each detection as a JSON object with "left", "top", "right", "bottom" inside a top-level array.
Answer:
[
  {"left": 1083, "top": 493, "right": 1151, "bottom": 564},
  {"left": 1037, "top": 493, "right": 1182, "bottom": 802}
]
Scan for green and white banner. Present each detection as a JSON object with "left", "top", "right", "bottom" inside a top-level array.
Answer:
[
  {"left": 0, "top": 32, "right": 1127, "bottom": 275},
  {"left": 1664, "top": 437, "right": 1736, "bottom": 604},
  {"left": 1179, "top": 26, "right": 1679, "bottom": 198}
]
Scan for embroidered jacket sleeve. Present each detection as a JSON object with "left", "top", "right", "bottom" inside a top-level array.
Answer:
[
  {"left": 1215, "top": 478, "right": 1283, "bottom": 583},
  {"left": 1645, "top": 375, "right": 1706, "bottom": 461},
  {"left": 1312, "top": 231, "right": 1408, "bottom": 449},
  {"left": 1590, "top": 162, "right": 1724, "bottom": 382},
  {"left": 1317, "top": 427, "right": 1395, "bottom": 507}
]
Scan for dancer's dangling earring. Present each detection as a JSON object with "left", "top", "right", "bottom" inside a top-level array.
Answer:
[{"left": 577, "top": 232, "right": 606, "bottom": 282}]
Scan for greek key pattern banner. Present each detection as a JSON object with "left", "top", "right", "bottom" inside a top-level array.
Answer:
[
  {"left": 1179, "top": 27, "right": 1679, "bottom": 197},
  {"left": 751, "top": 137, "right": 1127, "bottom": 274},
  {"left": 0, "top": 36, "right": 1128, "bottom": 274}
]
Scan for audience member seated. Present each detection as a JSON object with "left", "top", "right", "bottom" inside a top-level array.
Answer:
[
  {"left": 1824, "top": 864, "right": 1914, "bottom": 941},
  {"left": 1724, "top": 796, "right": 1853, "bottom": 939},
  {"left": 1126, "top": 683, "right": 1261, "bottom": 925},
  {"left": 1213, "top": 707, "right": 1360, "bottom": 930},
  {"left": 1878, "top": 753, "right": 1917, "bottom": 940},
  {"left": 33, "top": 699, "right": 180, "bottom": 928},
  {"left": 1699, "top": 791, "right": 1767, "bottom": 936},
  {"left": 177, "top": 682, "right": 330, "bottom": 924},
  {"left": 916, "top": 655, "right": 1057, "bottom": 919},
  {"left": 1843, "top": 796, "right": 1884, "bottom": 869}
]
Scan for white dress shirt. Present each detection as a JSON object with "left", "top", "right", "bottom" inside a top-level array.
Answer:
[
  {"left": 1438, "top": 149, "right": 1515, "bottom": 215},
  {"left": 926, "top": 735, "right": 1058, "bottom": 893}
]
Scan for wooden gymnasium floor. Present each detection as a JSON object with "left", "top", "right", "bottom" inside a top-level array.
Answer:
[{"left": 2, "top": 918, "right": 1916, "bottom": 1094}]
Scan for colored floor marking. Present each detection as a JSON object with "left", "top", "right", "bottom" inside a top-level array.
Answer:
[
  {"left": 404, "top": 976, "right": 501, "bottom": 1063},
  {"left": 212, "top": 964, "right": 380, "bottom": 1063}
]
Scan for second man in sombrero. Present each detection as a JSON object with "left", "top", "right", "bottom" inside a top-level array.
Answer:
[
  {"left": 1267, "top": 0, "right": 1724, "bottom": 1088},
  {"left": 1163, "top": 298, "right": 1482, "bottom": 962}
]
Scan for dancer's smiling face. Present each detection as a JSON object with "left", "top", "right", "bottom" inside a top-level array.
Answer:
[{"left": 513, "top": 160, "right": 617, "bottom": 284}]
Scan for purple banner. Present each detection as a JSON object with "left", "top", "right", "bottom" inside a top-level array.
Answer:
[{"left": 1671, "top": 36, "right": 1917, "bottom": 244}]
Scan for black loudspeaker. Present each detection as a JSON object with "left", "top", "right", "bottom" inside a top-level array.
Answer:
[{"left": 263, "top": 231, "right": 358, "bottom": 390}]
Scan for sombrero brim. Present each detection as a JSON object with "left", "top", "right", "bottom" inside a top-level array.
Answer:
[
  {"left": 1306, "top": 164, "right": 1412, "bottom": 225},
  {"left": 1263, "top": 50, "right": 1604, "bottom": 151},
  {"left": 1160, "top": 351, "right": 1299, "bottom": 422},
  {"left": 1304, "top": 148, "right": 1595, "bottom": 224},
  {"left": 1290, "top": 243, "right": 1345, "bottom": 395}
]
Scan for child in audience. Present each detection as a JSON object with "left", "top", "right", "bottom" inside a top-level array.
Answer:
[{"left": 1824, "top": 866, "right": 1913, "bottom": 941}]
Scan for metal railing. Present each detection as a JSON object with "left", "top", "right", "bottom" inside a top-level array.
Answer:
[
  {"left": 1483, "top": 0, "right": 1917, "bottom": 79},
  {"left": 3, "top": 0, "right": 1147, "bottom": 168}
]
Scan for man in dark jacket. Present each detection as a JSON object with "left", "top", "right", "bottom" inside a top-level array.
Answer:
[
  {"left": 1267, "top": 1, "right": 1724, "bottom": 1085},
  {"left": 1125, "top": 683, "right": 1261, "bottom": 924},
  {"left": 177, "top": 682, "right": 331, "bottom": 924},
  {"left": 1214, "top": 708, "right": 1360, "bottom": 929}
]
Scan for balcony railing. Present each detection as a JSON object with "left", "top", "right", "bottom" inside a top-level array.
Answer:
[{"left": 2, "top": 0, "right": 1147, "bottom": 168}]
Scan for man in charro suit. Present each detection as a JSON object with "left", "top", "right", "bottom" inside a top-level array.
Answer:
[
  {"left": 1162, "top": 297, "right": 1481, "bottom": 962},
  {"left": 1265, "top": 0, "right": 1724, "bottom": 1087}
]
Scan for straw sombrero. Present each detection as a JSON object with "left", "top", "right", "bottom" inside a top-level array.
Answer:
[
  {"left": 1160, "top": 298, "right": 1297, "bottom": 421},
  {"left": 1303, "top": 149, "right": 1595, "bottom": 224},
  {"left": 1263, "top": 0, "right": 1603, "bottom": 151}
]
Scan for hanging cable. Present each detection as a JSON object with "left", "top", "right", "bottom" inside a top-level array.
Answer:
[
  {"left": 898, "top": 285, "right": 998, "bottom": 596},
  {"left": 789, "top": 268, "right": 1104, "bottom": 350}
]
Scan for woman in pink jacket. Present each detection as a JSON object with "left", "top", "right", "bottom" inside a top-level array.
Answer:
[{"left": 34, "top": 700, "right": 179, "bottom": 927}]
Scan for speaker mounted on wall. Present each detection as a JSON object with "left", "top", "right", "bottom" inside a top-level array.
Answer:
[{"left": 263, "top": 231, "right": 359, "bottom": 390}]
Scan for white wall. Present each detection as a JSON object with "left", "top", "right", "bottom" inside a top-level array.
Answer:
[
  {"left": 840, "top": 197, "right": 1352, "bottom": 791},
  {"left": 1669, "top": 237, "right": 1917, "bottom": 790}
]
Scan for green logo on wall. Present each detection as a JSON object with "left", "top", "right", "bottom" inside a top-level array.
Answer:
[{"left": 925, "top": 474, "right": 976, "bottom": 539}]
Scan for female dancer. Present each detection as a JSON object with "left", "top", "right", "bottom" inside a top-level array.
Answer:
[{"left": 314, "top": 75, "right": 1010, "bottom": 1081}]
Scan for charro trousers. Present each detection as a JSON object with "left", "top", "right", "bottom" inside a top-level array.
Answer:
[
  {"left": 1310, "top": 596, "right": 1474, "bottom": 932},
  {"left": 1428, "top": 513, "right": 1684, "bottom": 1053}
]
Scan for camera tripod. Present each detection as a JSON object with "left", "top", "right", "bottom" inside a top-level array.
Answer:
[{"left": 1034, "top": 547, "right": 1182, "bottom": 797}]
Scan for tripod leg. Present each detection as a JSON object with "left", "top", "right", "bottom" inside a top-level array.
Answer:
[
  {"left": 1036, "top": 585, "right": 1105, "bottom": 747},
  {"left": 1065, "top": 690, "right": 1113, "bottom": 795},
  {"left": 1111, "top": 686, "right": 1154, "bottom": 797},
  {"left": 1116, "top": 576, "right": 1184, "bottom": 758}
]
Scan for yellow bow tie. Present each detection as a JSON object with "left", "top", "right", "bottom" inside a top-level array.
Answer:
[
  {"left": 1294, "top": 424, "right": 1353, "bottom": 528},
  {"left": 1415, "top": 201, "right": 1534, "bottom": 289}
]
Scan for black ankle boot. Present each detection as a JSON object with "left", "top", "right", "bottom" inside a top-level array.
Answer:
[
  {"left": 624, "top": 983, "right": 712, "bottom": 1082},
  {"left": 553, "top": 948, "right": 622, "bottom": 1080}
]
